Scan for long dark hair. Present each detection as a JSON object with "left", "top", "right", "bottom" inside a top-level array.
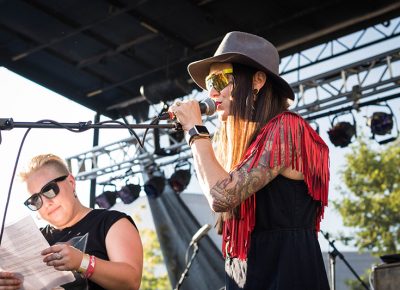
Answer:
[{"left": 214, "top": 63, "right": 290, "bottom": 233}]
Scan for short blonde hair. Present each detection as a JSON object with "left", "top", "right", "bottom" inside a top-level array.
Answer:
[{"left": 19, "top": 154, "right": 70, "bottom": 182}]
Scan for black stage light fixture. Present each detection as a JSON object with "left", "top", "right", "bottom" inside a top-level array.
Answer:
[
  {"left": 117, "top": 184, "right": 141, "bottom": 204},
  {"left": 367, "top": 103, "right": 399, "bottom": 144},
  {"left": 144, "top": 171, "right": 165, "bottom": 198},
  {"left": 368, "top": 112, "right": 393, "bottom": 135},
  {"left": 169, "top": 161, "right": 192, "bottom": 194},
  {"left": 95, "top": 191, "right": 117, "bottom": 209},
  {"left": 327, "top": 112, "right": 357, "bottom": 148}
]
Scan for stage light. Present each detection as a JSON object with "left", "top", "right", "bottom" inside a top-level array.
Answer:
[
  {"left": 144, "top": 171, "right": 165, "bottom": 198},
  {"left": 169, "top": 169, "right": 191, "bottom": 193},
  {"left": 367, "top": 103, "right": 399, "bottom": 144},
  {"left": 169, "top": 161, "right": 192, "bottom": 193},
  {"left": 95, "top": 191, "right": 117, "bottom": 209},
  {"left": 117, "top": 184, "right": 141, "bottom": 204},
  {"left": 328, "top": 122, "right": 356, "bottom": 147},
  {"left": 327, "top": 112, "right": 356, "bottom": 148},
  {"left": 368, "top": 112, "right": 393, "bottom": 135}
]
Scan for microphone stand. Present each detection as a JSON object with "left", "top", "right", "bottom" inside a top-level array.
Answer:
[
  {"left": 320, "top": 230, "right": 370, "bottom": 290},
  {"left": 0, "top": 118, "right": 176, "bottom": 131},
  {"left": 174, "top": 243, "right": 199, "bottom": 290}
]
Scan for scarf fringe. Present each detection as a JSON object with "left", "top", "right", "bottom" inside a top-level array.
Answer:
[{"left": 222, "top": 112, "right": 330, "bottom": 260}]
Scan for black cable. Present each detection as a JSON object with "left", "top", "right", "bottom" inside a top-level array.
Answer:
[
  {"left": 0, "top": 127, "right": 31, "bottom": 245},
  {"left": 142, "top": 117, "right": 162, "bottom": 148}
]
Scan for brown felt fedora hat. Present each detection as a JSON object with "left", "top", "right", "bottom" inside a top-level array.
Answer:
[{"left": 188, "top": 31, "right": 294, "bottom": 100}]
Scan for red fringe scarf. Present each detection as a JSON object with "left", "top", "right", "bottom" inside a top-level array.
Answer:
[{"left": 222, "top": 112, "right": 330, "bottom": 260}]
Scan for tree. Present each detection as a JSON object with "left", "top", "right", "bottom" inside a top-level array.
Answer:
[
  {"left": 140, "top": 228, "right": 170, "bottom": 290},
  {"left": 333, "top": 137, "right": 400, "bottom": 255},
  {"left": 132, "top": 207, "right": 170, "bottom": 290}
]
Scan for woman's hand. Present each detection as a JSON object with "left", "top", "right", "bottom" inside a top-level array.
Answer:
[
  {"left": 41, "top": 243, "right": 83, "bottom": 272},
  {"left": 0, "top": 272, "right": 22, "bottom": 289},
  {"left": 168, "top": 99, "right": 203, "bottom": 131}
]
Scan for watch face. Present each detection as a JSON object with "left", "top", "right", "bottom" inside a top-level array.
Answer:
[{"left": 195, "top": 125, "right": 209, "bottom": 135}]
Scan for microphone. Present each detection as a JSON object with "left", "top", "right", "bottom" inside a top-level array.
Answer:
[
  {"left": 189, "top": 224, "right": 211, "bottom": 246},
  {"left": 158, "top": 98, "right": 216, "bottom": 120}
]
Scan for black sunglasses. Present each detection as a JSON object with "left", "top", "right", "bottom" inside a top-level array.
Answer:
[{"left": 24, "top": 175, "right": 68, "bottom": 211}]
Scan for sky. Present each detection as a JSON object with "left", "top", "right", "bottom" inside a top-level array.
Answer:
[{"left": 0, "top": 29, "right": 399, "bottom": 254}]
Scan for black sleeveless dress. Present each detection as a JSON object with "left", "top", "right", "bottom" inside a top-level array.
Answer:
[{"left": 225, "top": 175, "right": 330, "bottom": 290}]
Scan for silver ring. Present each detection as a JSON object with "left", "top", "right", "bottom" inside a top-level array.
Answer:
[{"left": 55, "top": 253, "right": 62, "bottom": 260}]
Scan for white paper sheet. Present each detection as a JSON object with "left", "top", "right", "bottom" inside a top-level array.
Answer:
[{"left": 0, "top": 215, "right": 75, "bottom": 290}]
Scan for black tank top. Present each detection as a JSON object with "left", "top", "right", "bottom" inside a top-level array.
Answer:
[{"left": 41, "top": 209, "right": 136, "bottom": 290}]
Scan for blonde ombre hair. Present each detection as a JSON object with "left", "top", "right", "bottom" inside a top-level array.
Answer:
[
  {"left": 214, "top": 118, "right": 257, "bottom": 171},
  {"left": 19, "top": 154, "right": 70, "bottom": 182}
]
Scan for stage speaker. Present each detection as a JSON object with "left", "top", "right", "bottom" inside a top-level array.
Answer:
[{"left": 373, "top": 262, "right": 400, "bottom": 290}]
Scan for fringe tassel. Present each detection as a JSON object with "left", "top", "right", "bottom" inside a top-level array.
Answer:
[{"left": 222, "top": 112, "right": 329, "bottom": 260}]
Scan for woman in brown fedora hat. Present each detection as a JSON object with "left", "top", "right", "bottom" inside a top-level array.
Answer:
[{"left": 169, "top": 31, "right": 330, "bottom": 290}]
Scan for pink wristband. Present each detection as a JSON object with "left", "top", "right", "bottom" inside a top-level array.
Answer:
[{"left": 84, "top": 255, "right": 96, "bottom": 279}]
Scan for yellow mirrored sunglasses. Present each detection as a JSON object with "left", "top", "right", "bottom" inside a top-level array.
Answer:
[{"left": 205, "top": 68, "right": 234, "bottom": 92}]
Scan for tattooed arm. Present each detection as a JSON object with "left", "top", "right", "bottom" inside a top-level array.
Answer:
[
  {"left": 190, "top": 138, "right": 285, "bottom": 213},
  {"left": 210, "top": 161, "right": 283, "bottom": 212},
  {"left": 190, "top": 116, "right": 306, "bottom": 212}
]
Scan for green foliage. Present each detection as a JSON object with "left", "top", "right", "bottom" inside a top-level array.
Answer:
[
  {"left": 133, "top": 208, "right": 170, "bottom": 290},
  {"left": 333, "top": 137, "right": 400, "bottom": 255},
  {"left": 140, "top": 228, "right": 170, "bottom": 290},
  {"left": 344, "top": 270, "right": 371, "bottom": 290}
]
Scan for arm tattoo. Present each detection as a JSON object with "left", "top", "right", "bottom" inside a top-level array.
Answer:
[
  {"left": 210, "top": 176, "right": 240, "bottom": 212},
  {"left": 210, "top": 155, "right": 281, "bottom": 212},
  {"left": 209, "top": 120, "right": 295, "bottom": 212}
]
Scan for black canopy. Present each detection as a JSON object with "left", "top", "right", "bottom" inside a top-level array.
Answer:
[{"left": 1, "top": 0, "right": 399, "bottom": 121}]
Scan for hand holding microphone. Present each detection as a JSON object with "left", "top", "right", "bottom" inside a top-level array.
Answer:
[{"left": 162, "top": 98, "right": 216, "bottom": 131}]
